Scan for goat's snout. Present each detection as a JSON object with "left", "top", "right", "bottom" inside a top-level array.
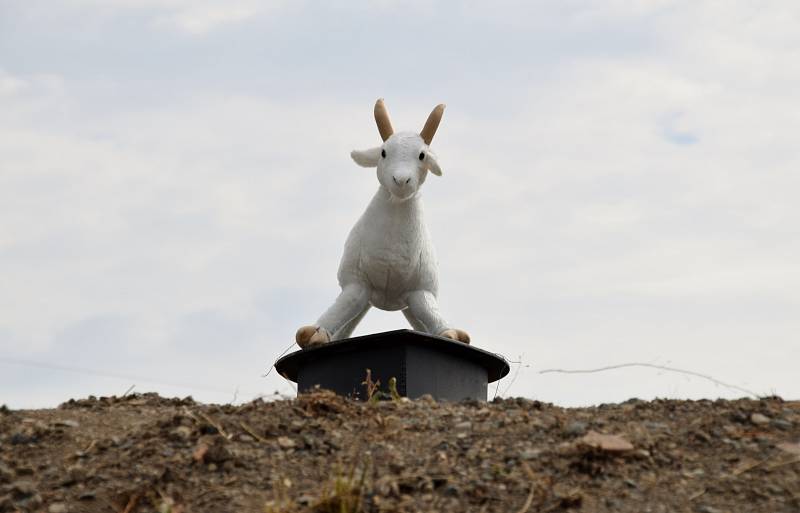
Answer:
[{"left": 392, "top": 175, "right": 412, "bottom": 186}]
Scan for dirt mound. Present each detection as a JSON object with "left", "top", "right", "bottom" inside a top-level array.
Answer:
[{"left": 1, "top": 392, "right": 798, "bottom": 512}]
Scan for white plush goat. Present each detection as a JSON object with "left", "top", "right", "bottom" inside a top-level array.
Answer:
[{"left": 295, "top": 99, "right": 470, "bottom": 348}]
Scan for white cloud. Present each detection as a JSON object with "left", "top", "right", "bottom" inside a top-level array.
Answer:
[
  {"left": 1, "top": 2, "right": 799, "bottom": 407},
  {"left": 0, "top": 71, "right": 28, "bottom": 96},
  {"left": 21, "top": 0, "right": 279, "bottom": 36},
  {"left": 150, "top": 3, "right": 264, "bottom": 35}
]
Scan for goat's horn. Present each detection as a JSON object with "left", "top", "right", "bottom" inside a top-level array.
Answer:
[
  {"left": 420, "top": 103, "right": 445, "bottom": 145},
  {"left": 374, "top": 98, "right": 394, "bottom": 141}
]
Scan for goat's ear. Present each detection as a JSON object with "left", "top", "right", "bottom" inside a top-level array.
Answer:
[
  {"left": 350, "top": 147, "right": 382, "bottom": 168},
  {"left": 426, "top": 152, "right": 443, "bottom": 176}
]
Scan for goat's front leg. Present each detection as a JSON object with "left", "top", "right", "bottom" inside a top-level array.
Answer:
[
  {"left": 296, "top": 283, "right": 370, "bottom": 348},
  {"left": 405, "top": 290, "right": 470, "bottom": 344}
]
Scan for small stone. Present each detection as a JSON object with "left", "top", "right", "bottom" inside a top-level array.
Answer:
[
  {"left": 693, "top": 430, "right": 712, "bottom": 443},
  {"left": 52, "top": 419, "right": 79, "bottom": 428},
  {"left": 277, "top": 436, "right": 296, "bottom": 449},
  {"left": 296, "top": 495, "right": 314, "bottom": 505},
  {"left": 730, "top": 411, "right": 749, "bottom": 423},
  {"left": 552, "top": 484, "right": 582, "bottom": 507},
  {"left": 49, "top": 503, "right": 68, "bottom": 513},
  {"left": 18, "top": 493, "right": 42, "bottom": 509},
  {"left": 62, "top": 464, "right": 87, "bottom": 486},
  {"left": 78, "top": 490, "right": 96, "bottom": 500},
  {"left": 771, "top": 419, "right": 793, "bottom": 430},
  {"left": 565, "top": 421, "right": 587, "bottom": 436},
  {"left": 21, "top": 418, "right": 47, "bottom": 430},
  {"left": 454, "top": 421, "right": 472, "bottom": 430},
  {"left": 696, "top": 506, "right": 722, "bottom": 513},
  {"left": 578, "top": 431, "right": 634, "bottom": 452},
  {"left": 750, "top": 413, "right": 770, "bottom": 425},
  {"left": 15, "top": 467, "right": 34, "bottom": 477},
  {"left": 169, "top": 426, "right": 193, "bottom": 441},
  {"left": 644, "top": 421, "right": 670, "bottom": 432},
  {"left": 777, "top": 442, "right": 800, "bottom": 456},
  {"left": 11, "top": 480, "right": 37, "bottom": 497},
  {"left": 683, "top": 468, "right": 705, "bottom": 478},
  {"left": 520, "top": 449, "right": 542, "bottom": 460},
  {"left": 443, "top": 484, "right": 460, "bottom": 496},
  {"left": 0, "top": 462, "right": 13, "bottom": 483},
  {"left": 755, "top": 434, "right": 772, "bottom": 445},
  {"left": 765, "top": 483, "right": 784, "bottom": 495},
  {"left": 10, "top": 432, "right": 36, "bottom": 445},
  {"left": 204, "top": 442, "right": 232, "bottom": 464}
]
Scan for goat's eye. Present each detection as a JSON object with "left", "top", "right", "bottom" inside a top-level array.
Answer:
[
  {"left": 381, "top": 149, "right": 386, "bottom": 158},
  {"left": 419, "top": 152, "right": 425, "bottom": 160}
]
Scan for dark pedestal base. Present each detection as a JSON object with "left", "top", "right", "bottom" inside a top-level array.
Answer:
[{"left": 274, "top": 330, "right": 510, "bottom": 401}]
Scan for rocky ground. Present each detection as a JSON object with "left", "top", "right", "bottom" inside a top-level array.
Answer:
[{"left": 1, "top": 391, "right": 799, "bottom": 513}]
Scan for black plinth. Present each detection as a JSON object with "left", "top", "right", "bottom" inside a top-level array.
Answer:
[{"left": 274, "top": 329, "right": 510, "bottom": 401}]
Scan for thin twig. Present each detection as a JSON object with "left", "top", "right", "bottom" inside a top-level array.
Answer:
[
  {"left": 768, "top": 457, "right": 800, "bottom": 471},
  {"left": 182, "top": 407, "right": 202, "bottom": 424},
  {"left": 122, "top": 384, "right": 135, "bottom": 397},
  {"left": 196, "top": 410, "right": 231, "bottom": 439},
  {"left": 121, "top": 492, "right": 140, "bottom": 513},
  {"left": 240, "top": 422, "right": 269, "bottom": 443},
  {"left": 517, "top": 486, "right": 535, "bottom": 513},
  {"left": 500, "top": 355, "right": 526, "bottom": 398},
  {"left": 262, "top": 342, "right": 296, "bottom": 378},
  {"left": 516, "top": 462, "right": 537, "bottom": 513},
  {"left": 733, "top": 458, "right": 769, "bottom": 476},
  {"left": 82, "top": 440, "right": 97, "bottom": 454},
  {"left": 688, "top": 488, "right": 706, "bottom": 501},
  {"left": 539, "top": 362, "right": 758, "bottom": 398},
  {"left": 521, "top": 461, "right": 536, "bottom": 480}
]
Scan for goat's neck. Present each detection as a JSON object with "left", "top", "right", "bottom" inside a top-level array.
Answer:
[{"left": 368, "top": 186, "right": 422, "bottom": 214}]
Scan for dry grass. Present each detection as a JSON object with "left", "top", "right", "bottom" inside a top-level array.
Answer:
[{"left": 265, "top": 461, "right": 370, "bottom": 513}]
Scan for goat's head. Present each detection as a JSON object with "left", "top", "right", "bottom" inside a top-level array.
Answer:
[{"left": 351, "top": 99, "right": 444, "bottom": 202}]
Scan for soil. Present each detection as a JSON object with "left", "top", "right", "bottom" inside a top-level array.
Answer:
[{"left": 1, "top": 391, "right": 799, "bottom": 513}]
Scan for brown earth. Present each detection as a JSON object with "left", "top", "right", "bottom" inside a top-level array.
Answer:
[{"left": 1, "top": 391, "right": 799, "bottom": 513}]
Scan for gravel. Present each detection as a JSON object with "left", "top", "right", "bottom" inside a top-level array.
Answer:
[{"left": 0, "top": 392, "right": 798, "bottom": 512}]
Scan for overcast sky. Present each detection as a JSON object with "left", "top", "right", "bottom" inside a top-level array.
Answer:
[{"left": 1, "top": 1, "right": 798, "bottom": 409}]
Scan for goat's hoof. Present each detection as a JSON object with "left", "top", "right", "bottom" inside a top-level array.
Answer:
[
  {"left": 439, "top": 328, "right": 470, "bottom": 344},
  {"left": 295, "top": 325, "right": 331, "bottom": 349}
]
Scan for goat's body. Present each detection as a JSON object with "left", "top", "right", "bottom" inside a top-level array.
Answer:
[
  {"left": 295, "top": 100, "right": 470, "bottom": 348},
  {"left": 314, "top": 185, "right": 451, "bottom": 341},
  {"left": 338, "top": 186, "right": 438, "bottom": 311}
]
